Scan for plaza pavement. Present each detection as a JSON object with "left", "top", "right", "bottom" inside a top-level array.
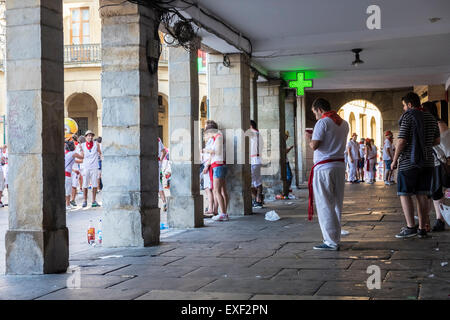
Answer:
[{"left": 0, "top": 183, "right": 449, "bottom": 300}]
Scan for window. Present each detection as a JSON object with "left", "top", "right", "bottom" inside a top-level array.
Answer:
[{"left": 71, "top": 8, "right": 90, "bottom": 45}]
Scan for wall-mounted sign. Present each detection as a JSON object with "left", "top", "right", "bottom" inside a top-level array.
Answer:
[{"left": 288, "top": 71, "right": 313, "bottom": 96}]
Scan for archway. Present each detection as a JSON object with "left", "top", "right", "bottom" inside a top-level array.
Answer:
[
  {"left": 338, "top": 99, "right": 383, "bottom": 148},
  {"left": 66, "top": 93, "right": 99, "bottom": 137}
]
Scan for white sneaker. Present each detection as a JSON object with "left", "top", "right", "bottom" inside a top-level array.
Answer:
[
  {"left": 212, "top": 214, "right": 229, "bottom": 221},
  {"left": 65, "top": 206, "right": 72, "bottom": 211}
]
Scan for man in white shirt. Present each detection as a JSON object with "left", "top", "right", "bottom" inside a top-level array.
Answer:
[
  {"left": 346, "top": 133, "right": 360, "bottom": 183},
  {"left": 81, "top": 130, "right": 102, "bottom": 207},
  {"left": 383, "top": 131, "right": 395, "bottom": 185},
  {"left": 249, "top": 120, "right": 264, "bottom": 208},
  {"left": 306, "top": 98, "right": 349, "bottom": 251}
]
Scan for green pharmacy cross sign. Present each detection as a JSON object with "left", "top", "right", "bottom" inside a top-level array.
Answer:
[{"left": 288, "top": 72, "right": 313, "bottom": 96}]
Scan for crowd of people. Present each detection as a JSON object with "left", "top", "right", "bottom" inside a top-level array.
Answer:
[
  {"left": 345, "top": 132, "right": 396, "bottom": 185},
  {"left": 307, "top": 92, "right": 449, "bottom": 251}
]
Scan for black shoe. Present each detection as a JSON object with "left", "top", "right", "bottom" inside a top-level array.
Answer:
[
  {"left": 417, "top": 228, "right": 430, "bottom": 238},
  {"left": 395, "top": 226, "right": 418, "bottom": 238},
  {"left": 254, "top": 202, "right": 263, "bottom": 209},
  {"left": 432, "top": 219, "right": 446, "bottom": 232}
]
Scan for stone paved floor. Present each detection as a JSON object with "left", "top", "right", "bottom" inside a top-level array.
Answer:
[{"left": 0, "top": 182, "right": 449, "bottom": 300}]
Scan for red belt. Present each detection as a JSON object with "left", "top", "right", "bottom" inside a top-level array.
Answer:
[
  {"left": 250, "top": 154, "right": 260, "bottom": 157},
  {"left": 65, "top": 171, "right": 71, "bottom": 177},
  {"left": 308, "top": 159, "right": 344, "bottom": 221}
]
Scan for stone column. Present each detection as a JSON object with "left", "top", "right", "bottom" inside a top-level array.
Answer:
[
  {"left": 167, "top": 43, "right": 203, "bottom": 228},
  {"left": 257, "top": 80, "right": 287, "bottom": 197},
  {"left": 100, "top": 1, "right": 160, "bottom": 247},
  {"left": 285, "top": 91, "right": 296, "bottom": 186},
  {"left": 296, "top": 95, "right": 307, "bottom": 183},
  {"left": 5, "top": 0, "right": 68, "bottom": 274},
  {"left": 250, "top": 70, "right": 258, "bottom": 123},
  {"left": 208, "top": 53, "right": 252, "bottom": 215}
]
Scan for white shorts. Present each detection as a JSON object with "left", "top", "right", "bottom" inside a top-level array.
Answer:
[
  {"left": 82, "top": 168, "right": 99, "bottom": 189},
  {"left": 65, "top": 176, "right": 72, "bottom": 196},
  {"left": 71, "top": 172, "right": 79, "bottom": 188},
  {"left": 251, "top": 164, "right": 262, "bottom": 188},
  {"left": 203, "top": 171, "right": 211, "bottom": 189}
]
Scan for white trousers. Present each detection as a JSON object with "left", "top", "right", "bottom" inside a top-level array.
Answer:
[
  {"left": 347, "top": 159, "right": 357, "bottom": 181},
  {"left": 365, "top": 159, "right": 375, "bottom": 180},
  {"left": 313, "top": 166, "right": 345, "bottom": 247}
]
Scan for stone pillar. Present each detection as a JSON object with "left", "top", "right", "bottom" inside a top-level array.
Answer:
[
  {"left": 285, "top": 91, "right": 296, "bottom": 186},
  {"left": 296, "top": 95, "right": 307, "bottom": 183},
  {"left": 250, "top": 70, "right": 258, "bottom": 123},
  {"left": 5, "top": 0, "right": 68, "bottom": 274},
  {"left": 100, "top": 1, "right": 160, "bottom": 247},
  {"left": 208, "top": 53, "right": 252, "bottom": 215},
  {"left": 257, "top": 80, "right": 287, "bottom": 197},
  {"left": 167, "top": 43, "right": 203, "bottom": 228}
]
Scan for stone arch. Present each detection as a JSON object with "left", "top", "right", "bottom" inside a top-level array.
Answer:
[{"left": 65, "top": 92, "right": 99, "bottom": 137}]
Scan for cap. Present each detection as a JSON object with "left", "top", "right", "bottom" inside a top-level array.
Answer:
[
  {"left": 385, "top": 130, "right": 393, "bottom": 136},
  {"left": 352, "top": 133, "right": 357, "bottom": 137},
  {"left": 84, "top": 130, "right": 95, "bottom": 137}
]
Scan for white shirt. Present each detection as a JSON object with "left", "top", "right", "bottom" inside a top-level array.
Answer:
[
  {"left": 439, "top": 129, "right": 450, "bottom": 157},
  {"left": 382, "top": 139, "right": 393, "bottom": 160},
  {"left": 81, "top": 142, "right": 99, "bottom": 170},
  {"left": 65, "top": 151, "right": 76, "bottom": 174},
  {"left": 312, "top": 117, "right": 349, "bottom": 170},
  {"left": 250, "top": 128, "right": 263, "bottom": 165},
  {"left": 211, "top": 132, "right": 224, "bottom": 164},
  {"left": 202, "top": 137, "right": 214, "bottom": 164},
  {"left": 346, "top": 140, "right": 360, "bottom": 161},
  {"left": 366, "top": 145, "right": 377, "bottom": 159},
  {"left": 359, "top": 144, "right": 365, "bottom": 158}
]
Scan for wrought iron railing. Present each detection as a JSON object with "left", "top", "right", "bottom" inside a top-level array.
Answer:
[{"left": 64, "top": 44, "right": 101, "bottom": 64}]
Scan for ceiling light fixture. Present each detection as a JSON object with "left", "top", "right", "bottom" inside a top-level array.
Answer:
[{"left": 351, "top": 48, "right": 364, "bottom": 66}]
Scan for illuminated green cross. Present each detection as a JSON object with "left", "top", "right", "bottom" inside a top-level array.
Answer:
[{"left": 288, "top": 72, "right": 313, "bottom": 96}]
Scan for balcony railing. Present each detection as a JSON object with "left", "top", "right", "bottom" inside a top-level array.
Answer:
[{"left": 64, "top": 44, "right": 101, "bottom": 65}]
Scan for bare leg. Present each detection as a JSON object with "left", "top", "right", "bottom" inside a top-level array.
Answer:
[
  {"left": 213, "top": 179, "right": 226, "bottom": 214},
  {"left": 159, "top": 190, "right": 166, "bottom": 204},
  {"left": 83, "top": 188, "right": 88, "bottom": 202},
  {"left": 399, "top": 195, "right": 416, "bottom": 228},
  {"left": 205, "top": 188, "right": 215, "bottom": 214},
  {"left": 221, "top": 180, "right": 229, "bottom": 212},
  {"left": 256, "top": 185, "right": 263, "bottom": 203},
  {"left": 71, "top": 187, "right": 77, "bottom": 202},
  {"left": 66, "top": 195, "right": 70, "bottom": 207},
  {"left": 92, "top": 188, "right": 97, "bottom": 202},
  {"left": 416, "top": 194, "right": 430, "bottom": 230}
]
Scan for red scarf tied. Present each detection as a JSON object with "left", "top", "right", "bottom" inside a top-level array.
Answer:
[
  {"left": 321, "top": 111, "right": 343, "bottom": 126},
  {"left": 86, "top": 141, "right": 93, "bottom": 150}
]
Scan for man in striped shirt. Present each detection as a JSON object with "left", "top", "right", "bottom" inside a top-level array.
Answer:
[{"left": 391, "top": 92, "right": 440, "bottom": 239}]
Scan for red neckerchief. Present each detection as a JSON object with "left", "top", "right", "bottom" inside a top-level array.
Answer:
[
  {"left": 86, "top": 141, "right": 93, "bottom": 150},
  {"left": 321, "top": 111, "right": 343, "bottom": 126}
]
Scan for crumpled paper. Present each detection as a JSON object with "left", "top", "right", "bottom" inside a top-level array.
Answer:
[{"left": 265, "top": 210, "right": 280, "bottom": 221}]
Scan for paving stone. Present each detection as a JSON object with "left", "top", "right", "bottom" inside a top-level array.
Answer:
[
  {"left": 252, "top": 258, "right": 353, "bottom": 269},
  {"left": 418, "top": 279, "right": 450, "bottom": 300},
  {"left": 299, "top": 250, "right": 392, "bottom": 260},
  {"left": 272, "top": 269, "right": 388, "bottom": 282},
  {"left": 349, "top": 259, "right": 432, "bottom": 271},
  {"left": 68, "top": 264, "right": 131, "bottom": 275},
  {"left": 385, "top": 271, "right": 450, "bottom": 282},
  {"left": 182, "top": 266, "right": 282, "bottom": 280},
  {"left": 73, "top": 255, "right": 184, "bottom": 267},
  {"left": 316, "top": 280, "right": 419, "bottom": 299},
  {"left": 165, "top": 257, "right": 260, "bottom": 268},
  {"left": 351, "top": 240, "right": 439, "bottom": 251},
  {"left": 391, "top": 251, "right": 450, "bottom": 260},
  {"left": 106, "top": 265, "right": 198, "bottom": 277},
  {"left": 37, "top": 288, "right": 148, "bottom": 300},
  {"left": 199, "top": 278, "right": 323, "bottom": 295},
  {"left": 430, "top": 260, "right": 450, "bottom": 271},
  {"left": 250, "top": 294, "right": 369, "bottom": 300},
  {"left": 136, "top": 290, "right": 252, "bottom": 300},
  {"left": 108, "top": 276, "right": 216, "bottom": 292}
]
